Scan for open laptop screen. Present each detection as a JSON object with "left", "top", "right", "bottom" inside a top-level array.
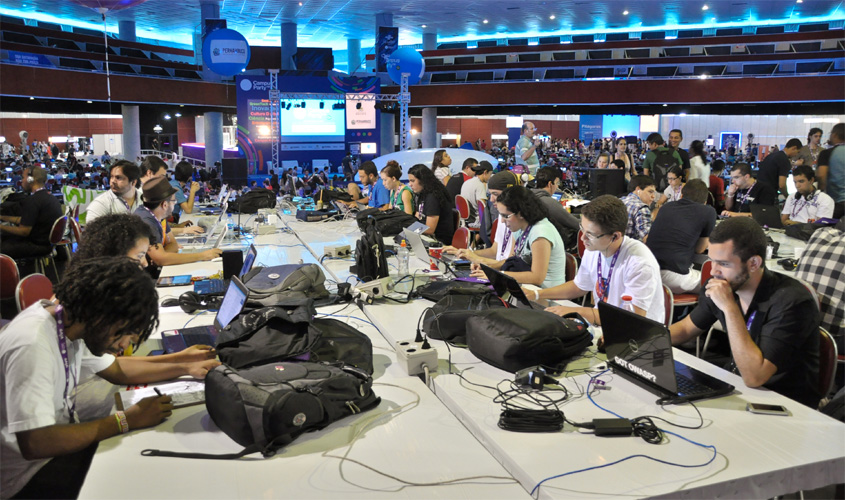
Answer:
[
  {"left": 240, "top": 245, "right": 257, "bottom": 276},
  {"left": 213, "top": 277, "right": 249, "bottom": 330}
]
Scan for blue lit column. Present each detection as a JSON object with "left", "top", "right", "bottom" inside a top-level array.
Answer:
[
  {"left": 347, "top": 38, "right": 361, "bottom": 74},
  {"left": 422, "top": 108, "right": 437, "bottom": 149},
  {"left": 422, "top": 32, "right": 437, "bottom": 51},
  {"left": 118, "top": 20, "right": 136, "bottom": 43},
  {"left": 281, "top": 22, "right": 297, "bottom": 70},
  {"left": 376, "top": 12, "right": 394, "bottom": 155},
  {"left": 204, "top": 112, "right": 223, "bottom": 170},
  {"left": 199, "top": 0, "right": 221, "bottom": 82}
]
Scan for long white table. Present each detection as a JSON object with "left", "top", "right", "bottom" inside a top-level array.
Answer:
[{"left": 78, "top": 219, "right": 528, "bottom": 500}]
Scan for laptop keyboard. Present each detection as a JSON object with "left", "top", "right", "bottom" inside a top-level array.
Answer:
[
  {"left": 676, "top": 373, "right": 713, "bottom": 396},
  {"left": 181, "top": 326, "right": 217, "bottom": 346}
]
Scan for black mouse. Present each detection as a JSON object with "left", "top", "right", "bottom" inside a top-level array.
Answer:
[{"left": 161, "top": 298, "right": 180, "bottom": 307}]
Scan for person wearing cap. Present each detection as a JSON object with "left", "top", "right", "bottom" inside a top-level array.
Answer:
[
  {"left": 133, "top": 176, "right": 221, "bottom": 267},
  {"left": 446, "top": 170, "right": 521, "bottom": 266},
  {"left": 446, "top": 157, "right": 478, "bottom": 203},
  {"left": 460, "top": 161, "right": 493, "bottom": 228}
]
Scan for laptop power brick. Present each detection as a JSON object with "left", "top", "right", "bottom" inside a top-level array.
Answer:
[
  {"left": 593, "top": 418, "right": 633, "bottom": 437},
  {"left": 395, "top": 340, "right": 438, "bottom": 376}
]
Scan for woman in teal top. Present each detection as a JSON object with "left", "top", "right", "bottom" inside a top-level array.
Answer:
[{"left": 380, "top": 161, "right": 414, "bottom": 214}]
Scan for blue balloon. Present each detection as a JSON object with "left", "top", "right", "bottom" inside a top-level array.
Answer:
[
  {"left": 202, "top": 28, "right": 251, "bottom": 77},
  {"left": 386, "top": 47, "right": 425, "bottom": 85}
]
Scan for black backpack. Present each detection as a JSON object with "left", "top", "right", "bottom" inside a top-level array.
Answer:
[
  {"left": 142, "top": 361, "right": 380, "bottom": 459},
  {"left": 351, "top": 218, "right": 389, "bottom": 282},
  {"left": 422, "top": 291, "right": 509, "bottom": 344},
  {"left": 355, "top": 207, "right": 418, "bottom": 236},
  {"left": 650, "top": 149, "right": 679, "bottom": 192},
  {"left": 229, "top": 189, "right": 276, "bottom": 214}
]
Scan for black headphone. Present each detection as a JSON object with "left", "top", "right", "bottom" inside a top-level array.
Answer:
[{"left": 178, "top": 291, "right": 222, "bottom": 314}]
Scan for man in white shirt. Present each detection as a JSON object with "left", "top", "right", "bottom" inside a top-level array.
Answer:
[
  {"left": 531, "top": 195, "right": 665, "bottom": 325},
  {"left": 0, "top": 258, "right": 173, "bottom": 499},
  {"left": 84, "top": 160, "right": 143, "bottom": 223},
  {"left": 781, "top": 165, "right": 835, "bottom": 225}
]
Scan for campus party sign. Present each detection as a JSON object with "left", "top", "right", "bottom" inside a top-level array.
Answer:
[{"left": 202, "top": 28, "right": 250, "bottom": 76}]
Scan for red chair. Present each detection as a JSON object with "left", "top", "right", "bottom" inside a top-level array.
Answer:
[
  {"left": 455, "top": 195, "right": 471, "bottom": 225},
  {"left": 490, "top": 218, "right": 499, "bottom": 244},
  {"left": 673, "top": 260, "right": 713, "bottom": 308},
  {"left": 30, "top": 216, "right": 68, "bottom": 281},
  {"left": 662, "top": 285, "right": 674, "bottom": 328},
  {"left": 15, "top": 273, "right": 53, "bottom": 312},
  {"left": 565, "top": 253, "right": 578, "bottom": 282},
  {"left": 477, "top": 200, "right": 492, "bottom": 248},
  {"left": 451, "top": 227, "right": 470, "bottom": 250},
  {"left": 0, "top": 254, "right": 20, "bottom": 302},
  {"left": 68, "top": 217, "right": 82, "bottom": 252},
  {"left": 819, "top": 327, "right": 838, "bottom": 402},
  {"left": 577, "top": 230, "right": 586, "bottom": 258}
]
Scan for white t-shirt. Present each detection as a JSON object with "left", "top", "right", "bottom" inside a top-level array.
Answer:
[
  {"left": 80, "top": 346, "right": 116, "bottom": 383},
  {"left": 495, "top": 215, "right": 515, "bottom": 261},
  {"left": 460, "top": 176, "right": 487, "bottom": 209},
  {"left": 781, "top": 190, "right": 835, "bottom": 223},
  {"left": 689, "top": 156, "right": 710, "bottom": 188},
  {"left": 574, "top": 237, "right": 665, "bottom": 324},
  {"left": 85, "top": 188, "right": 144, "bottom": 224},
  {"left": 662, "top": 184, "right": 682, "bottom": 203},
  {"left": 0, "top": 301, "right": 84, "bottom": 499},
  {"left": 433, "top": 166, "right": 450, "bottom": 182}
]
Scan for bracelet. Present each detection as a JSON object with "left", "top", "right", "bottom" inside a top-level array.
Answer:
[
  {"left": 115, "top": 411, "right": 129, "bottom": 434},
  {"left": 533, "top": 289, "right": 540, "bottom": 301}
]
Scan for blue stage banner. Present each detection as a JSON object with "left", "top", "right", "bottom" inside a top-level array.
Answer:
[
  {"left": 6, "top": 51, "right": 54, "bottom": 68},
  {"left": 376, "top": 26, "right": 398, "bottom": 73},
  {"left": 579, "top": 115, "right": 603, "bottom": 142}
]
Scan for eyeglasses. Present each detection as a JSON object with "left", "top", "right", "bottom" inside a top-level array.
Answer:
[
  {"left": 579, "top": 224, "right": 611, "bottom": 241},
  {"left": 667, "top": 176, "right": 679, "bottom": 181},
  {"left": 501, "top": 212, "right": 516, "bottom": 220}
]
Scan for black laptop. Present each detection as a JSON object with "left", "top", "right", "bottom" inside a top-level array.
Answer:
[
  {"left": 193, "top": 244, "right": 258, "bottom": 296},
  {"left": 599, "top": 301, "right": 734, "bottom": 403},
  {"left": 480, "top": 264, "right": 542, "bottom": 309},
  {"left": 160, "top": 276, "right": 250, "bottom": 354},
  {"left": 750, "top": 204, "right": 784, "bottom": 229}
]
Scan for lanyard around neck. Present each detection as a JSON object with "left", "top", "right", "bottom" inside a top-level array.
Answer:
[{"left": 55, "top": 305, "right": 78, "bottom": 423}]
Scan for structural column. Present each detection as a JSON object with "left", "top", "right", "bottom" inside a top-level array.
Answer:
[
  {"left": 422, "top": 32, "right": 437, "bottom": 51},
  {"left": 376, "top": 12, "right": 394, "bottom": 155},
  {"left": 122, "top": 104, "right": 141, "bottom": 163},
  {"left": 281, "top": 22, "right": 297, "bottom": 70},
  {"left": 422, "top": 107, "right": 437, "bottom": 149},
  {"left": 198, "top": 0, "right": 222, "bottom": 82},
  {"left": 203, "top": 112, "right": 223, "bottom": 169},
  {"left": 347, "top": 38, "right": 361, "bottom": 74},
  {"left": 117, "top": 20, "right": 136, "bottom": 43}
]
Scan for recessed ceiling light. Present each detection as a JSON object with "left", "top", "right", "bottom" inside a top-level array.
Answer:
[
  {"left": 663, "top": 103, "right": 668, "bottom": 107},
  {"left": 298, "top": 2, "right": 302, "bottom": 5},
  {"left": 796, "top": 0, "right": 802, "bottom": 3},
  {"left": 87, "top": 100, "right": 93, "bottom": 103},
  {"left": 483, "top": 19, "right": 489, "bottom": 24},
  {"left": 702, "top": 4, "right": 709, "bottom": 10},
  {"left": 421, "top": 24, "right": 427, "bottom": 28},
  {"left": 29, "top": 97, "right": 34, "bottom": 100},
  {"left": 549, "top": 15, "right": 555, "bottom": 20},
  {"left": 699, "top": 74, "right": 708, "bottom": 79},
  {"left": 623, "top": 10, "right": 629, "bottom": 15}
]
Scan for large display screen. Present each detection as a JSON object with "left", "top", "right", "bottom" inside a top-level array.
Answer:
[
  {"left": 602, "top": 115, "right": 640, "bottom": 138},
  {"left": 280, "top": 99, "right": 345, "bottom": 142}
]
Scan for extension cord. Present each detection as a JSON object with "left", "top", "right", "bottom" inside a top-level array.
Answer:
[
  {"left": 325, "top": 244, "right": 351, "bottom": 258},
  {"left": 395, "top": 340, "right": 438, "bottom": 376}
]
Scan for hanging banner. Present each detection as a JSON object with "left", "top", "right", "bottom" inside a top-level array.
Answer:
[{"left": 376, "top": 26, "right": 398, "bottom": 73}]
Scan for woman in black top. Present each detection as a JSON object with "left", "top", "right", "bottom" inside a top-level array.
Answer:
[{"left": 408, "top": 163, "right": 456, "bottom": 245}]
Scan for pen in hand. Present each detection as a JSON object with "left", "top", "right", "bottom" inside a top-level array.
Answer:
[{"left": 154, "top": 388, "right": 164, "bottom": 398}]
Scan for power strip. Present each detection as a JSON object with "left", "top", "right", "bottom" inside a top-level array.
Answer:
[
  {"left": 325, "top": 244, "right": 351, "bottom": 258},
  {"left": 256, "top": 224, "right": 277, "bottom": 235},
  {"left": 395, "top": 340, "right": 438, "bottom": 376}
]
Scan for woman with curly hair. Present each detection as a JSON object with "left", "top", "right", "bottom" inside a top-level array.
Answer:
[
  {"left": 474, "top": 185, "right": 566, "bottom": 288},
  {"left": 431, "top": 149, "right": 452, "bottom": 186},
  {"left": 76, "top": 213, "right": 153, "bottom": 266},
  {"left": 408, "top": 164, "right": 455, "bottom": 244}
]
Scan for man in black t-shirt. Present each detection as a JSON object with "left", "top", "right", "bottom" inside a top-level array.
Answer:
[
  {"left": 757, "top": 138, "right": 801, "bottom": 200},
  {"left": 667, "top": 129, "right": 691, "bottom": 179},
  {"left": 670, "top": 217, "right": 820, "bottom": 408},
  {"left": 446, "top": 157, "right": 477, "bottom": 203},
  {"left": 0, "top": 166, "right": 62, "bottom": 258},
  {"left": 646, "top": 179, "right": 715, "bottom": 294},
  {"left": 722, "top": 162, "right": 776, "bottom": 216}
]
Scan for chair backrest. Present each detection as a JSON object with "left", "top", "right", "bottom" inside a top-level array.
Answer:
[
  {"left": 490, "top": 218, "right": 499, "bottom": 244},
  {"left": 565, "top": 253, "right": 579, "bottom": 282},
  {"left": 49, "top": 216, "right": 69, "bottom": 246},
  {"left": 452, "top": 209, "right": 460, "bottom": 234},
  {"left": 0, "top": 254, "right": 20, "bottom": 300},
  {"left": 794, "top": 277, "right": 821, "bottom": 313},
  {"left": 15, "top": 273, "right": 53, "bottom": 312},
  {"left": 819, "top": 327, "right": 838, "bottom": 399},
  {"left": 577, "top": 230, "right": 586, "bottom": 258},
  {"left": 451, "top": 227, "right": 470, "bottom": 250},
  {"left": 455, "top": 195, "right": 470, "bottom": 220},
  {"left": 69, "top": 217, "right": 82, "bottom": 251},
  {"left": 477, "top": 200, "right": 491, "bottom": 247},
  {"left": 663, "top": 284, "right": 674, "bottom": 327},
  {"left": 700, "top": 260, "right": 713, "bottom": 284}
]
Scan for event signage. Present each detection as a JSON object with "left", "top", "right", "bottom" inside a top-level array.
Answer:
[{"left": 202, "top": 28, "right": 251, "bottom": 76}]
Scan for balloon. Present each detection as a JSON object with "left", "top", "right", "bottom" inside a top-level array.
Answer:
[
  {"left": 70, "top": 0, "right": 148, "bottom": 13},
  {"left": 386, "top": 48, "right": 426, "bottom": 86}
]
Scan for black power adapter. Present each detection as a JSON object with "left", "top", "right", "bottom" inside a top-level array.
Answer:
[
  {"left": 593, "top": 418, "right": 633, "bottom": 437},
  {"left": 515, "top": 366, "right": 550, "bottom": 389}
]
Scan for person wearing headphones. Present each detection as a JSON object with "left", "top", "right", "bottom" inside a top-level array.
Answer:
[
  {"left": 0, "top": 166, "right": 62, "bottom": 259},
  {"left": 781, "top": 165, "right": 835, "bottom": 225},
  {"left": 529, "top": 195, "right": 665, "bottom": 325}
]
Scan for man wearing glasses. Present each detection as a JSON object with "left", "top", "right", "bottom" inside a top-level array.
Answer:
[
  {"left": 133, "top": 176, "right": 221, "bottom": 267},
  {"left": 721, "top": 162, "right": 776, "bottom": 217},
  {"left": 531, "top": 195, "right": 665, "bottom": 326}
]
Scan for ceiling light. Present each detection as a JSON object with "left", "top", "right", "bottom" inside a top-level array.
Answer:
[
  {"left": 623, "top": 10, "right": 629, "bottom": 15},
  {"left": 549, "top": 15, "right": 555, "bottom": 20},
  {"left": 699, "top": 74, "right": 708, "bottom": 79},
  {"left": 30, "top": 97, "right": 34, "bottom": 100},
  {"left": 298, "top": 2, "right": 302, "bottom": 5},
  {"left": 483, "top": 19, "right": 489, "bottom": 24},
  {"left": 421, "top": 24, "right": 427, "bottom": 28},
  {"left": 662, "top": 104, "right": 668, "bottom": 107},
  {"left": 86, "top": 100, "right": 92, "bottom": 103},
  {"left": 175, "top": 112, "right": 182, "bottom": 117},
  {"left": 702, "top": 4, "right": 709, "bottom": 10},
  {"left": 796, "top": 0, "right": 802, "bottom": 3},
  {"left": 164, "top": 114, "right": 171, "bottom": 120}
]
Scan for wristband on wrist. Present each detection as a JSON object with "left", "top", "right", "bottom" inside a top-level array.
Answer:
[
  {"left": 115, "top": 411, "right": 129, "bottom": 434},
  {"left": 533, "top": 289, "right": 540, "bottom": 301}
]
